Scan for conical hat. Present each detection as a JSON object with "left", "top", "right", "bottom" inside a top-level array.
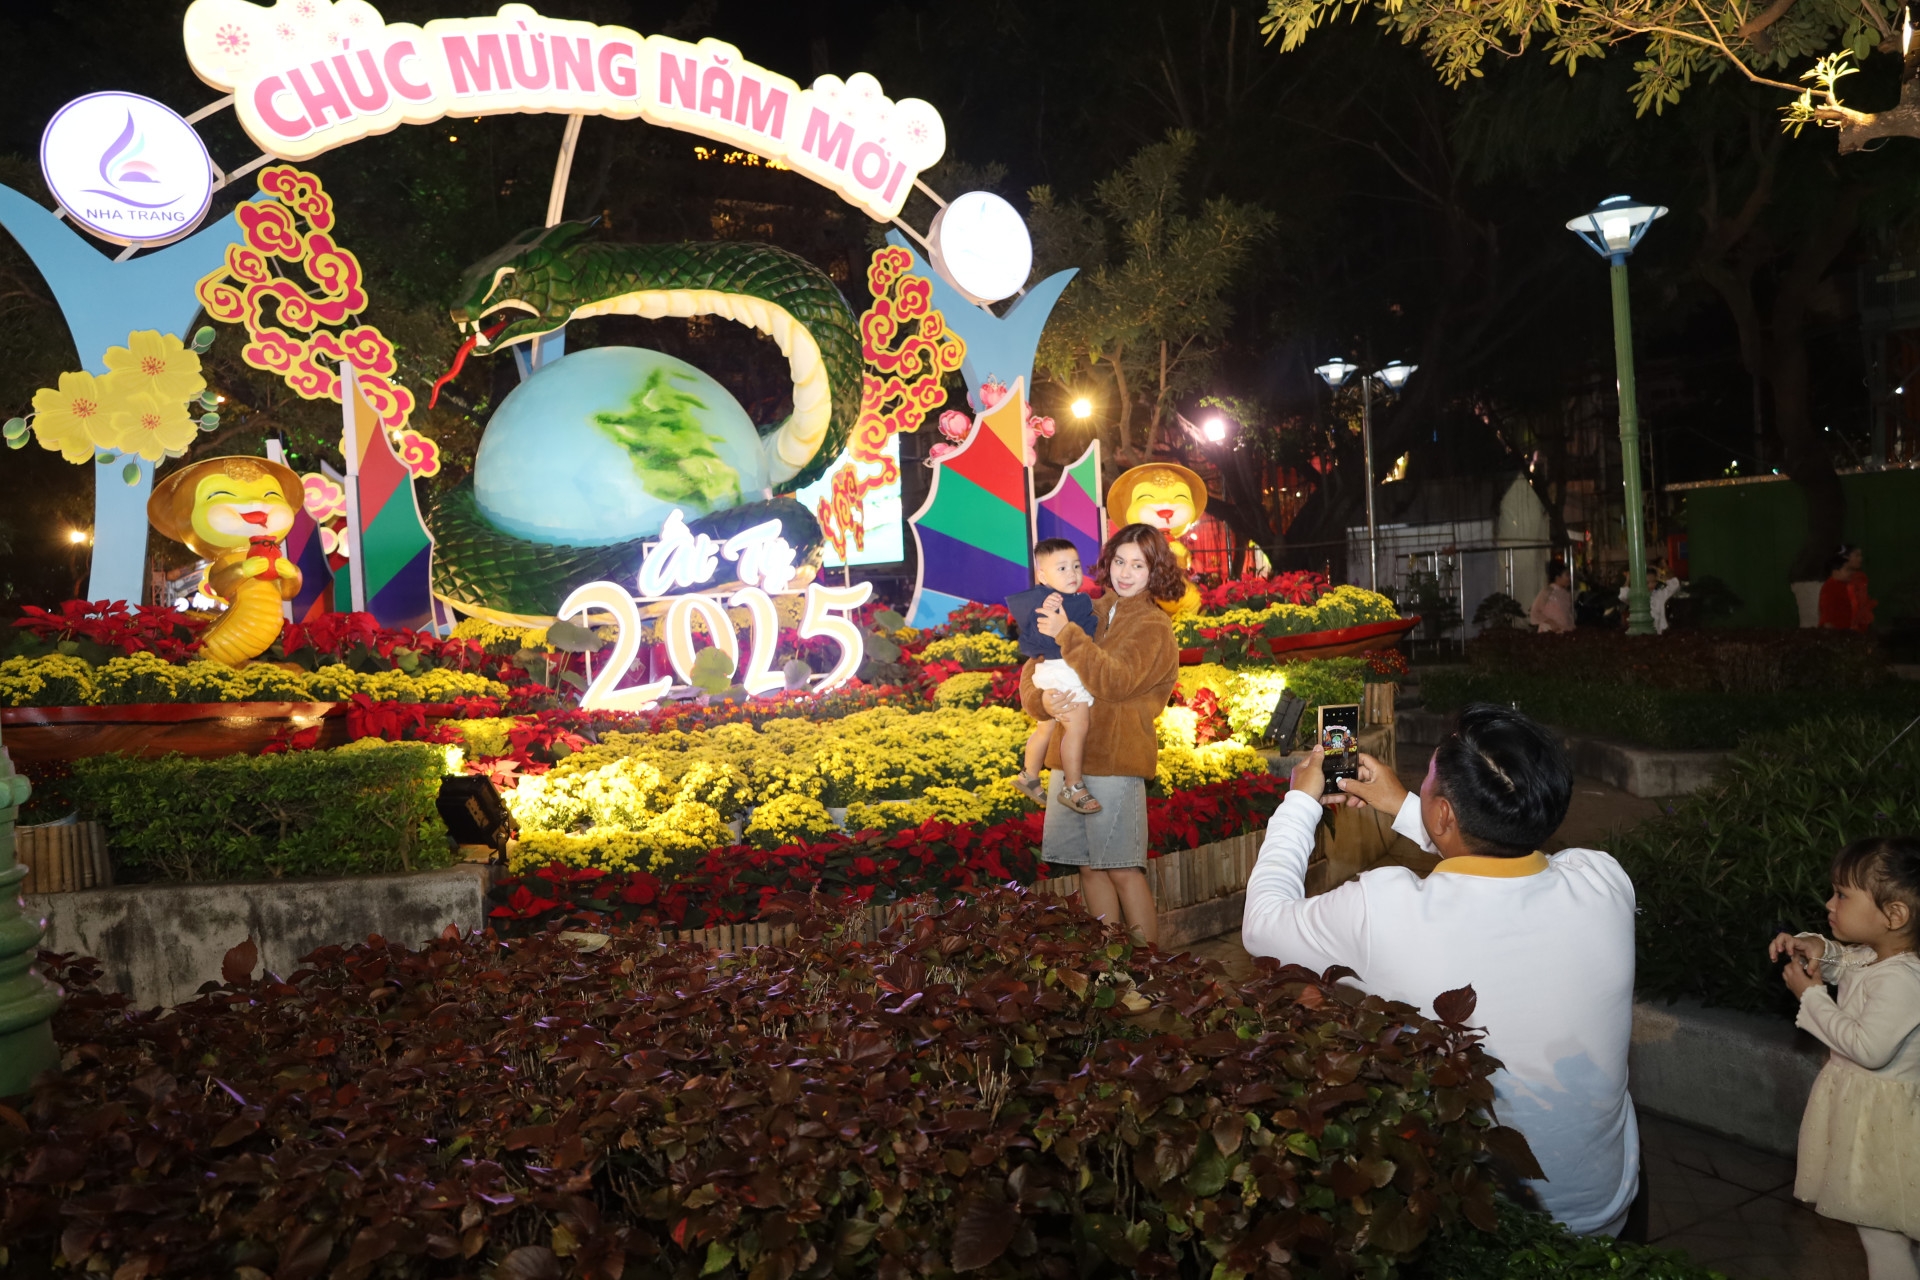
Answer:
[
  {"left": 1106, "top": 462, "right": 1208, "bottom": 531},
  {"left": 148, "top": 455, "right": 304, "bottom": 556}
]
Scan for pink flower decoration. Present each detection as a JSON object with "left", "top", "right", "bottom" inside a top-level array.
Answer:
[
  {"left": 937, "top": 409, "right": 972, "bottom": 444},
  {"left": 215, "top": 24, "right": 250, "bottom": 56},
  {"left": 975, "top": 378, "right": 1010, "bottom": 411},
  {"left": 394, "top": 428, "right": 441, "bottom": 478},
  {"left": 302, "top": 472, "right": 346, "bottom": 522},
  {"left": 925, "top": 442, "right": 960, "bottom": 467},
  {"left": 1028, "top": 414, "right": 1055, "bottom": 439}
]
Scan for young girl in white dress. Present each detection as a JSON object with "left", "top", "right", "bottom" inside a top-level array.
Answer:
[{"left": 1770, "top": 836, "right": 1920, "bottom": 1280}]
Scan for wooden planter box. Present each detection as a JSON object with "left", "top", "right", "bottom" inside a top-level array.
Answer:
[
  {"left": 14, "top": 819, "right": 112, "bottom": 893},
  {"left": 1179, "top": 616, "right": 1418, "bottom": 665},
  {"left": 0, "top": 702, "right": 349, "bottom": 766}
]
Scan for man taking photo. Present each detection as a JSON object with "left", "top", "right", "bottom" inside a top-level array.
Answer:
[{"left": 1242, "top": 703, "right": 1641, "bottom": 1238}]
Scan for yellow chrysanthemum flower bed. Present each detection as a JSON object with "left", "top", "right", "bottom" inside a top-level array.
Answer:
[
  {"left": 0, "top": 654, "right": 98, "bottom": 707},
  {"left": 931, "top": 671, "right": 998, "bottom": 709},
  {"left": 0, "top": 651, "right": 508, "bottom": 708},
  {"left": 915, "top": 631, "right": 1023, "bottom": 669},
  {"left": 497, "top": 704, "right": 1266, "bottom": 874}
]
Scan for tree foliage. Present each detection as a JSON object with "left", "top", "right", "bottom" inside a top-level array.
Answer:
[
  {"left": 1031, "top": 131, "right": 1276, "bottom": 464},
  {"left": 1260, "top": 0, "right": 1920, "bottom": 149}
]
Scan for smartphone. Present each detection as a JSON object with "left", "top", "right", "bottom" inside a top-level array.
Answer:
[{"left": 1317, "top": 703, "right": 1361, "bottom": 796}]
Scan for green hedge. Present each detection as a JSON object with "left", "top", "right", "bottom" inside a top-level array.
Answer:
[
  {"left": 1410, "top": 1200, "right": 1725, "bottom": 1279},
  {"left": 1612, "top": 715, "right": 1920, "bottom": 1016},
  {"left": 1420, "top": 669, "right": 1920, "bottom": 750},
  {"left": 74, "top": 743, "right": 454, "bottom": 883}
]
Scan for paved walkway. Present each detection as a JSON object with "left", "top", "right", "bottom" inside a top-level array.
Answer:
[{"left": 1184, "top": 755, "right": 1866, "bottom": 1279}]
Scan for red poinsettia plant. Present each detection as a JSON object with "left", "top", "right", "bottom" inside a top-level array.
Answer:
[
  {"left": 1199, "top": 571, "right": 1332, "bottom": 612},
  {"left": 9, "top": 600, "right": 208, "bottom": 663}
]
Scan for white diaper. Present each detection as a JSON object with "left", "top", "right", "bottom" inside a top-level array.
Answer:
[{"left": 1032, "top": 658, "right": 1093, "bottom": 706}]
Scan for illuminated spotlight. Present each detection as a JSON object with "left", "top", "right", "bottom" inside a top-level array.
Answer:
[
  {"left": 1070, "top": 397, "right": 1092, "bottom": 419},
  {"left": 1204, "top": 417, "right": 1227, "bottom": 442},
  {"left": 67, "top": 529, "right": 88, "bottom": 544}
]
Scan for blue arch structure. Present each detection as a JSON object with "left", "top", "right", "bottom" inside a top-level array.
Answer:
[{"left": 0, "top": 186, "right": 257, "bottom": 604}]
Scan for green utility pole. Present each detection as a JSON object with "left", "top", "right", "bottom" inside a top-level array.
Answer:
[
  {"left": 0, "top": 723, "right": 60, "bottom": 1096},
  {"left": 1609, "top": 258, "right": 1653, "bottom": 636}
]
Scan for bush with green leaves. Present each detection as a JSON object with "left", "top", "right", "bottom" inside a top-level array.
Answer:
[
  {"left": 1408, "top": 1198, "right": 1726, "bottom": 1279},
  {"left": 72, "top": 742, "right": 454, "bottom": 883},
  {"left": 1615, "top": 715, "right": 1920, "bottom": 1016},
  {"left": 1421, "top": 669, "right": 1920, "bottom": 751}
]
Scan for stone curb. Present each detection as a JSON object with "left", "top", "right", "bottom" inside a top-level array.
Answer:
[
  {"left": 1398, "top": 710, "right": 1726, "bottom": 798},
  {"left": 29, "top": 864, "right": 490, "bottom": 1010},
  {"left": 1630, "top": 998, "right": 1826, "bottom": 1157}
]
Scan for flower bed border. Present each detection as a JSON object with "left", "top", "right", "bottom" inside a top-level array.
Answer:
[
  {"left": 651, "top": 830, "right": 1262, "bottom": 953},
  {"left": 1, "top": 700, "right": 349, "bottom": 765}
]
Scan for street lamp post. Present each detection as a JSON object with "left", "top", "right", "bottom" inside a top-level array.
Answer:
[
  {"left": 1315, "top": 358, "right": 1416, "bottom": 592},
  {"left": 1566, "top": 194, "right": 1667, "bottom": 636}
]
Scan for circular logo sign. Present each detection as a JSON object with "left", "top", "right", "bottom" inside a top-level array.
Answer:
[
  {"left": 40, "top": 92, "right": 214, "bottom": 248},
  {"left": 930, "top": 190, "right": 1033, "bottom": 305}
]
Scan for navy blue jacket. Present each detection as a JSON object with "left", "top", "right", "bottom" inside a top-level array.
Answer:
[{"left": 1006, "top": 584, "right": 1098, "bottom": 661}]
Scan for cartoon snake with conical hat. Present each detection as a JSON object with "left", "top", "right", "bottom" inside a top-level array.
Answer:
[
  {"left": 428, "top": 224, "right": 862, "bottom": 622},
  {"left": 149, "top": 456, "right": 303, "bottom": 667}
]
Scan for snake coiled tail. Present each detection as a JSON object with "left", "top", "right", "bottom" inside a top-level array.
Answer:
[
  {"left": 199, "top": 556, "right": 292, "bottom": 668},
  {"left": 448, "top": 233, "right": 863, "bottom": 491}
]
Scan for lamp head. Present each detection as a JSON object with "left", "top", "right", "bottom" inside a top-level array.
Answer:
[
  {"left": 1374, "top": 361, "right": 1417, "bottom": 391},
  {"left": 1203, "top": 416, "right": 1227, "bottom": 442},
  {"left": 1566, "top": 194, "right": 1667, "bottom": 261},
  {"left": 1315, "top": 358, "right": 1360, "bottom": 388},
  {"left": 1070, "top": 397, "right": 1093, "bottom": 420}
]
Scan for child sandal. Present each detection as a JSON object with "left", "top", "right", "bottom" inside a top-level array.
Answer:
[
  {"left": 1010, "top": 772, "right": 1047, "bottom": 805},
  {"left": 1059, "top": 783, "right": 1103, "bottom": 814}
]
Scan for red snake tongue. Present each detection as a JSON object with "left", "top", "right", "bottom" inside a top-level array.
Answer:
[{"left": 429, "top": 320, "right": 511, "bottom": 408}]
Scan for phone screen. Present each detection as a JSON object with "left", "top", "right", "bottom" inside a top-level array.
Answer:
[{"left": 1318, "top": 704, "right": 1361, "bottom": 793}]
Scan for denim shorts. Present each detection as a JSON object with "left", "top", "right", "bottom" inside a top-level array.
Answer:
[{"left": 1042, "top": 773, "right": 1147, "bottom": 870}]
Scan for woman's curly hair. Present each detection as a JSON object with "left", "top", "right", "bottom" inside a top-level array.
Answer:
[{"left": 1095, "top": 523, "right": 1187, "bottom": 602}]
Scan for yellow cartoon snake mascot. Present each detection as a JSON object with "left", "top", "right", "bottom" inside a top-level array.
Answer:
[
  {"left": 1107, "top": 463, "right": 1207, "bottom": 616},
  {"left": 148, "top": 456, "right": 303, "bottom": 667}
]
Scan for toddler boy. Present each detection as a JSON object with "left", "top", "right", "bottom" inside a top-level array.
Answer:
[{"left": 1005, "top": 539, "right": 1102, "bottom": 814}]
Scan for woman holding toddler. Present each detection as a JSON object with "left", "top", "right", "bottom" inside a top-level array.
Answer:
[{"left": 1017, "top": 523, "right": 1184, "bottom": 945}]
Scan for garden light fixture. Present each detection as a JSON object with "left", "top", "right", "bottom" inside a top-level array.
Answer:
[
  {"left": 1070, "top": 397, "right": 1093, "bottom": 419},
  {"left": 1314, "top": 358, "right": 1359, "bottom": 388},
  {"left": 1312, "top": 357, "right": 1415, "bottom": 592},
  {"left": 1204, "top": 416, "right": 1227, "bottom": 442},
  {"left": 1565, "top": 195, "right": 1667, "bottom": 262},
  {"left": 1375, "top": 361, "right": 1417, "bottom": 391},
  {"left": 1566, "top": 194, "right": 1664, "bottom": 634}
]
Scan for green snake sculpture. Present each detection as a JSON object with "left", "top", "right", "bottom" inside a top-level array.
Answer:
[{"left": 428, "top": 224, "right": 864, "bottom": 623}]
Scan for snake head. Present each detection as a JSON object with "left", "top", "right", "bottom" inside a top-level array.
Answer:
[{"left": 451, "top": 221, "right": 596, "bottom": 352}]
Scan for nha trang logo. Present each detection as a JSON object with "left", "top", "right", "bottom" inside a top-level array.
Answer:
[
  {"left": 39, "top": 91, "right": 215, "bottom": 247},
  {"left": 85, "top": 113, "right": 181, "bottom": 209}
]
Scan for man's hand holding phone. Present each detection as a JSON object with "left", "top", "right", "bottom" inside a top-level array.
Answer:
[{"left": 1329, "top": 752, "right": 1411, "bottom": 815}]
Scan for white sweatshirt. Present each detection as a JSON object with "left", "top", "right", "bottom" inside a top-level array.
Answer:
[{"left": 1242, "top": 789, "right": 1640, "bottom": 1236}]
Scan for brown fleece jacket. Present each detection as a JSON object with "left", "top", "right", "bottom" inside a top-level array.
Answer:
[{"left": 1019, "top": 590, "right": 1179, "bottom": 778}]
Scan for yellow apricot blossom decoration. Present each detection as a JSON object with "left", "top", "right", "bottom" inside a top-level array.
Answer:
[
  {"left": 30, "top": 371, "right": 115, "bottom": 462},
  {"left": 107, "top": 388, "right": 197, "bottom": 462},
  {"left": 103, "top": 330, "right": 206, "bottom": 404}
]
